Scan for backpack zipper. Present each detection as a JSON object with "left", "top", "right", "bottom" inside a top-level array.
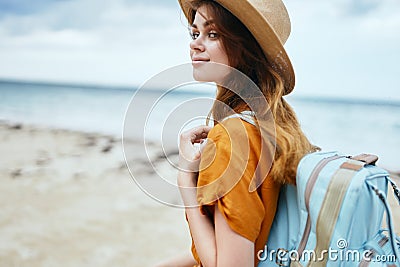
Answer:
[{"left": 296, "top": 155, "right": 344, "bottom": 257}]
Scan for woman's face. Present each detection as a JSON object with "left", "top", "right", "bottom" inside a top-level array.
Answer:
[{"left": 190, "top": 5, "right": 230, "bottom": 83}]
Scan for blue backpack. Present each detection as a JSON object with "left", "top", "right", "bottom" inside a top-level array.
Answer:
[{"left": 258, "top": 151, "right": 400, "bottom": 266}]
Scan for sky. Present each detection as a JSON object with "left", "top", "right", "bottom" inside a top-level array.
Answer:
[{"left": 0, "top": 0, "right": 399, "bottom": 101}]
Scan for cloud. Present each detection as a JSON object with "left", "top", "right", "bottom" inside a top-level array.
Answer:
[
  {"left": 285, "top": 0, "right": 400, "bottom": 100},
  {"left": 0, "top": 0, "right": 186, "bottom": 34},
  {"left": 0, "top": 0, "right": 398, "bottom": 100},
  {"left": 0, "top": 0, "right": 57, "bottom": 17},
  {"left": 128, "top": 0, "right": 177, "bottom": 7},
  {"left": 340, "top": 0, "right": 381, "bottom": 16},
  {"left": 0, "top": 0, "right": 175, "bottom": 18},
  {"left": 0, "top": 0, "right": 190, "bottom": 85}
]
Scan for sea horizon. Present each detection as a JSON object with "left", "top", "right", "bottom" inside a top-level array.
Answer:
[
  {"left": 1, "top": 78, "right": 400, "bottom": 106},
  {"left": 1, "top": 78, "right": 399, "bottom": 171}
]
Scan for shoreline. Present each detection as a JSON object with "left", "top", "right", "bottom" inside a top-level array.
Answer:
[
  {"left": 0, "top": 119, "right": 125, "bottom": 140},
  {"left": 0, "top": 121, "right": 398, "bottom": 266}
]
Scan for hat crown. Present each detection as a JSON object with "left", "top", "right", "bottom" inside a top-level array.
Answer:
[{"left": 249, "top": 0, "right": 291, "bottom": 44}]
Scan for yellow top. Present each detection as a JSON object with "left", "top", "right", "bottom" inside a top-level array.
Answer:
[{"left": 189, "top": 117, "right": 280, "bottom": 266}]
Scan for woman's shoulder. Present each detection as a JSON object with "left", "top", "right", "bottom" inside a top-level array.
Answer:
[{"left": 208, "top": 117, "right": 259, "bottom": 142}]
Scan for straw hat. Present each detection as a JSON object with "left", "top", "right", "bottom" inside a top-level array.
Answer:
[{"left": 178, "top": 0, "right": 295, "bottom": 95}]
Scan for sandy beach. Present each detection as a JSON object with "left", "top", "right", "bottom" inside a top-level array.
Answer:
[
  {"left": 0, "top": 122, "right": 399, "bottom": 267},
  {"left": 0, "top": 122, "right": 191, "bottom": 267}
]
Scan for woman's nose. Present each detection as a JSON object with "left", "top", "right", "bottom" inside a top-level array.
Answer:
[{"left": 190, "top": 37, "right": 205, "bottom": 52}]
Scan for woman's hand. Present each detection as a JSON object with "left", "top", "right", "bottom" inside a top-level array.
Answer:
[{"left": 178, "top": 125, "right": 212, "bottom": 174}]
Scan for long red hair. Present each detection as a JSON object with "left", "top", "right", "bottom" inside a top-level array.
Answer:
[{"left": 186, "top": 0, "right": 317, "bottom": 184}]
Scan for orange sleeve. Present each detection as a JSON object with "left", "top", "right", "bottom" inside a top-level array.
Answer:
[{"left": 197, "top": 118, "right": 265, "bottom": 242}]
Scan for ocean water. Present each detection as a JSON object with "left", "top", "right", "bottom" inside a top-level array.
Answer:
[
  {"left": 0, "top": 80, "right": 399, "bottom": 171},
  {"left": 0, "top": 81, "right": 132, "bottom": 135}
]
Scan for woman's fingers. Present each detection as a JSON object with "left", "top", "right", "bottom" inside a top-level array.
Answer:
[
  {"left": 181, "top": 125, "right": 212, "bottom": 144},
  {"left": 178, "top": 125, "right": 212, "bottom": 172}
]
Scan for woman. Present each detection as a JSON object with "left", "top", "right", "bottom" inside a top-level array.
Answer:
[{"left": 158, "top": 0, "right": 316, "bottom": 266}]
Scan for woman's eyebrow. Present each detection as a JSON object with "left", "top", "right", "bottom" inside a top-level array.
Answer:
[{"left": 191, "top": 20, "right": 215, "bottom": 29}]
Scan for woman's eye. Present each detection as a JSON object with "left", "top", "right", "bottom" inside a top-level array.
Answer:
[
  {"left": 208, "top": 32, "right": 218, "bottom": 38},
  {"left": 191, "top": 32, "right": 199, "bottom": 40},
  {"left": 190, "top": 31, "right": 218, "bottom": 40}
]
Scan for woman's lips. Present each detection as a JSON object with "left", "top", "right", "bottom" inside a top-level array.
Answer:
[{"left": 192, "top": 57, "right": 210, "bottom": 65}]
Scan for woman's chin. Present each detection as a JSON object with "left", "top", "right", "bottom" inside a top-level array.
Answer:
[
  {"left": 192, "top": 65, "right": 231, "bottom": 84},
  {"left": 192, "top": 71, "right": 213, "bottom": 83}
]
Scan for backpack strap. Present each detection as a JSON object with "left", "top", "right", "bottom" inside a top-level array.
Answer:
[
  {"left": 341, "top": 154, "right": 378, "bottom": 171},
  {"left": 309, "top": 162, "right": 364, "bottom": 266},
  {"left": 220, "top": 110, "right": 257, "bottom": 126},
  {"left": 366, "top": 180, "right": 400, "bottom": 263},
  {"left": 351, "top": 154, "right": 378, "bottom": 165},
  {"left": 387, "top": 176, "right": 400, "bottom": 204}
]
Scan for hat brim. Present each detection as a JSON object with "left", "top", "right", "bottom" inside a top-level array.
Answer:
[{"left": 178, "top": 0, "right": 295, "bottom": 95}]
